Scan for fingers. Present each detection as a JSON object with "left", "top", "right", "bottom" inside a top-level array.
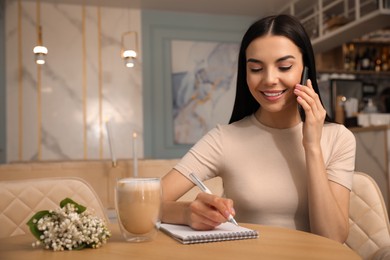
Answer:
[
  {"left": 188, "top": 193, "right": 235, "bottom": 230},
  {"left": 294, "top": 80, "right": 325, "bottom": 120},
  {"left": 197, "top": 192, "right": 235, "bottom": 218},
  {"left": 189, "top": 202, "right": 222, "bottom": 230},
  {"left": 295, "top": 80, "right": 316, "bottom": 108}
]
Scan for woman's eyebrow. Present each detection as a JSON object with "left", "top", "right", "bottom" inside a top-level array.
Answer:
[
  {"left": 247, "top": 55, "right": 295, "bottom": 64},
  {"left": 247, "top": 58, "right": 262, "bottom": 64}
]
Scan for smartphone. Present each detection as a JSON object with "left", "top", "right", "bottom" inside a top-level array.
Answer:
[
  {"left": 300, "top": 66, "right": 309, "bottom": 86},
  {"left": 298, "top": 66, "right": 309, "bottom": 121}
]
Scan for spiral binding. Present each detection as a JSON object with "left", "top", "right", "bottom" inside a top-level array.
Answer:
[{"left": 184, "top": 230, "right": 258, "bottom": 244}]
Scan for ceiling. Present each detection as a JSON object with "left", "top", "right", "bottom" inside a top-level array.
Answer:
[{"left": 28, "top": 0, "right": 296, "bottom": 17}]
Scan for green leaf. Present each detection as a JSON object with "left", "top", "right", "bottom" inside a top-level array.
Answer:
[
  {"left": 60, "top": 198, "right": 87, "bottom": 213},
  {"left": 73, "top": 243, "right": 87, "bottom": 250},
  {"left": 26, "top": 210, "right": 50, "bottom": 240}
]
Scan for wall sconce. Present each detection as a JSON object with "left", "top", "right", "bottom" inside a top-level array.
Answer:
[
  {"left": 121, "top": 31, "right": 138, "bottom": 68},
  {"left": 33, "top": 0, "right": 47, "bottom": 65},
  {"left": 122, "top": 49, "right": 136, "bottom": 68},
  {"left": 33, "top": 44, "right": 48, "bottom": 65}
]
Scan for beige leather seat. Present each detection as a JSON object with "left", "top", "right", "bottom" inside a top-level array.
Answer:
[
  {"left": 0, "top": 177, "right": 108, "bottom": 238},
  {"left": 346, "top": 172, "right": 390, "bottom": 260}
]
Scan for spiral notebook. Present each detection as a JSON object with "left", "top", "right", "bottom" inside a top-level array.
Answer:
[{"left": 159, "top": 222, "right": 259, "bottom": 244}]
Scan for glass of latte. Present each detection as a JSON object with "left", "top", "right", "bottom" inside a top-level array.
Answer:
[{"left": 115, "top": 178, "right": 162, "bottom": 242}]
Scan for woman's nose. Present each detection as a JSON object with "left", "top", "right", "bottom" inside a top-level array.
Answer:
[{"left": 264, "top": 69, "right": 278, "bottom": 86}]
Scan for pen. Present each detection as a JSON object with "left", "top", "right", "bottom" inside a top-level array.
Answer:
[{"left": 189, "top": 173, "right": 238, "bottom": 226}]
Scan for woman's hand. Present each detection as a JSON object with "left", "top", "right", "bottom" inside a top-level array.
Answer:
[
  {"left": 294, "top": 80, "right": 351, "bottom": 243},
  {"left": 161, "top": 170, "right": 235, "bottom": 230},
  {"left": 294, "top": 79, "right": 327, "bottom": 148},
  {"left": 186, "top": 192, "right": 235, "bottom": 230}
]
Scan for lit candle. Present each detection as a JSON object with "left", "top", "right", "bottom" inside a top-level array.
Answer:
[
  {"left": 133, "top": 132, "right": 138, "bottom": 177},
  {"left": 105, "top": 119, "right": 117, "bottom": 167}
]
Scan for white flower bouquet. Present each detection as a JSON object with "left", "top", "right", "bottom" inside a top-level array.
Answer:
[{"left": 26, "top": 198, "right": 111, "bottom": 251}]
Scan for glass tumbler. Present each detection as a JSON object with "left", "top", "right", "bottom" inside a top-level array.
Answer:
[{"left": 115, "top": 178, "right": 162, "bottom": 242}]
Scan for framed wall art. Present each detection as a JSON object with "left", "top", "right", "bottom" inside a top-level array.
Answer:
[{"left": 142, "top": 10, "right": 255, "bottom": 158}]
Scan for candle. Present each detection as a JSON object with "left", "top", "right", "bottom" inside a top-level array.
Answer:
[
  {"left": 133, "top": 132, "right": 138, "bottom": 177},
  {"left": 105, "top": 119, "right": 117, "bottom": 167}
]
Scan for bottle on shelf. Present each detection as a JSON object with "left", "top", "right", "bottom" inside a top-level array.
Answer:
[
  {"left": 382, "top": 47, "right": 389, "bottom": 72},
  {"left": 370, "top": 48, "right": 377, "bottom": 71},
  {"left": 354, "top": 46, "right": 361, "bottom": 71},
  {"left": 375, "top": 49, "right": 382, "bottom": 72},
  {"left": 360, "top": 47, "right": 371, "bottom": 71},
  {"left": 343, "top": 43, "right": 357, "bottom": 72},
  {"left": 343, "top": 47, "right": 351, "bottom": 71}
]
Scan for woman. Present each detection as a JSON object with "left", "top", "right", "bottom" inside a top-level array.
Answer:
[{"left": 161, "top": 14, "right": 356, "bottom": 243}]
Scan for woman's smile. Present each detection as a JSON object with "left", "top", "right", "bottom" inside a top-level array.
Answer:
[{"left": 261, "top": 89, "right": 288, "bottom": 101}]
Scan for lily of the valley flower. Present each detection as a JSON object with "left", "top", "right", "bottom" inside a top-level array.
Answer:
[{"left": 27, "top": 198, "right": 111, "bottom": 251}]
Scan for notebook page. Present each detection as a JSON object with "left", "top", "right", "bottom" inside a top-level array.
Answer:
[{"left": 160, "top": 222, "right": 259, "bottom": 244}]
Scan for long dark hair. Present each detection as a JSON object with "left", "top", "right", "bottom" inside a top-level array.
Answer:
[{"left": 229, "top": 14, "right": 332, "bottom": 124}]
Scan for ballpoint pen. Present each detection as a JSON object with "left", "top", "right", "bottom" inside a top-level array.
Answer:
[{"left": 189, "top": 173, "right": 239, "bottom": 226}]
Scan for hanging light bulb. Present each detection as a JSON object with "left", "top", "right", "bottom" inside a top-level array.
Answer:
[
  {"left": 121, "top": 31, "right": 138, "bottom": 68},
  {"left": 33, "top": 44, "right": 48, "bottom": 65},
  {"left": 33, "top": 0, "right": 47, "bottom": 65}
]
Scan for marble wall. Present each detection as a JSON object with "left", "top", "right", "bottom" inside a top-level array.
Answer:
[{"left": 5, "top": 0, "right": 143, "bottom": 162}]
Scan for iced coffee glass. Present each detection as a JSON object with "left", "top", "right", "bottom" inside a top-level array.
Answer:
[{"left": 115, "top": 178, "right": 162, "bottom": 242}]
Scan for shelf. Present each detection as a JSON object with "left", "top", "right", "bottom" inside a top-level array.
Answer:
[
  {"left": 311, "top": 9, "right": 390, "bottom": 53},
  {"left": 281, "top": 0, "right": 390, "bottom": 53}
]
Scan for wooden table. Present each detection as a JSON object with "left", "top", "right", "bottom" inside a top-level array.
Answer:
[{"left": 0, "top": 223, "right": 361, "bottom": 260}]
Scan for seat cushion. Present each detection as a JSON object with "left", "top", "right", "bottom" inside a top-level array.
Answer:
[
  {"left": 0, "top": 177, "right": 108, "bottom": 238},
  {"left": 346, "top": 172, "right": 390, "bottom": 259}
]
